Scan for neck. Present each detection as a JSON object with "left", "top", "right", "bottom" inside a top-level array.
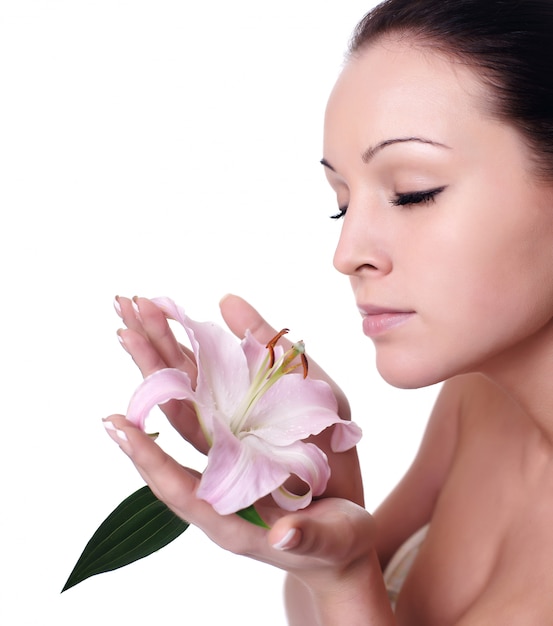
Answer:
[{"left": 479, "top": 321, "right": 553, "bottom": 445}]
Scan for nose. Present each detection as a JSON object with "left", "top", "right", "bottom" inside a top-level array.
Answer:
[{"left": 332, "top": 201, "right": 392, "bottom": 277}]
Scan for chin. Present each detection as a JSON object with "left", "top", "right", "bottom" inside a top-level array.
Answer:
[{"left": 375, "top": 355, "right": 451, "bottom": 390}]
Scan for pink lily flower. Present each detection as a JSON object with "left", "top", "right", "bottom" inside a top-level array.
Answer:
[{"left": 124, "top": 297, "right": 362, "bottom": 516}]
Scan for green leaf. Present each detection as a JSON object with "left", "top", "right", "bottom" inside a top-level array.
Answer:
[
  {"left": 236, "top": 504, "right": 270, "bottom": 529},
  {"left": 62, "top": 485, "right": 189, "bottom": 592}
]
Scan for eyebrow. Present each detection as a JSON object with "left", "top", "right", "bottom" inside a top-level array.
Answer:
[
  {"left": 320, "top": 136, "right": 451, "bottom": 171},
  {"left": 362, "top": 137, "right": 450, "bottom": 162}
]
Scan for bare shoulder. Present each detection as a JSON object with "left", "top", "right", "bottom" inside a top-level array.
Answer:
[{"left": 373, "top": 373, "right": 487, "bottom": 567}]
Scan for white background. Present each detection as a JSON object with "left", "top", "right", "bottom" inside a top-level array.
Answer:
[{"left": 0, "top": 2, "right": 439, "bottom": 624}]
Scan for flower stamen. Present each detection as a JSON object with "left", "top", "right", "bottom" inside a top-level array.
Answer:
[
  {"left": 281, "top": 341, "right": 309, "bottom": 378},
  {"left": 301, "top": 352, "right": 308, "bottom": 379},
  {"left": 230, "top": 331, "right": 310, "bottom": 433},
  {"left": 266, "top": 328, "right": 290, "bottom": 367}
]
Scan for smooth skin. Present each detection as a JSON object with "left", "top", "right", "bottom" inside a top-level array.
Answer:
[{"left": 105, "top": 36, "right": 553, "bottom": 625}]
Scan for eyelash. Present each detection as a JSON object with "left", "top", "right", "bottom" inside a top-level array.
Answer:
[
  {"left": 330, "top": 207, "right": 348, "bottom": 220},
  {"left": 391, "top": 186, "right": 446, "bottom": 207},
  {"left": 330, "top": 186, "right": 446, "bottom": 220}
]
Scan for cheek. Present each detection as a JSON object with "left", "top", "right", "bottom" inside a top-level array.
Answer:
[
  {"left": 376, "top": 212, "right": 553, "bottom": 387},
  {"left": 411, "top": 184, "right": 547, "bottom": 314},
  {"left": 461, "top": 199, "right": 553, "bottom": 326},
  {"left": 420, "top": 221, "right": 545, "bottom": 338}
]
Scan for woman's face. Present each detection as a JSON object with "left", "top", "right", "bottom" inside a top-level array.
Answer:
[{"left": 323, "top": 39, "right": 553, "bottom": 388}]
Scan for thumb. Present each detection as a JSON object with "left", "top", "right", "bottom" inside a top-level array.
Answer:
[
  {"left": 269, "top": 499, "right": 374, "bottom": 565},
  {"left": 220, "top": 293, "right": 351, "bottom": 419},
  {"left": 219, "top": 293, "right": 291, "bottom": 346}
]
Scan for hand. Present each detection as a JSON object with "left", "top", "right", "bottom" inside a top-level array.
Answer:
[
  {"left": 105, "top": 295, "right": 372, "bottom": 594},
  {"left": 104, "top": 413, "right": 375, "bottom": 587},
  {"left": 113, "top": 294, "right": 364, "bottom": 506},
  {"left": 114, "top": 295, "right": 207, "bottom": 452}
]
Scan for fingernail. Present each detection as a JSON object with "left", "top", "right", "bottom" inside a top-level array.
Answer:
[
  {"left": 103, "top": 420, "right": 128, "bottom": 442},
  {"left": 113, "top": 296, "right": 122, "bottom": 317},
  {"left": 117, "top": 331, "right": 129, "bottom": 352},
  {"left": 131, "top": 297, "right": 142, "bottom": 321},
  {"left": 272, "top": 528, "right": 299, "bottom": 551}
]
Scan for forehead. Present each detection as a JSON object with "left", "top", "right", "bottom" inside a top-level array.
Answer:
[{"left": 323, "top": 40, "right": 490, "bottom": 158}]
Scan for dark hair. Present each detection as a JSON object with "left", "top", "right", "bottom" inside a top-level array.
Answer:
[{"left": 349, "top": 0, "right": 553, "bottom": 180}]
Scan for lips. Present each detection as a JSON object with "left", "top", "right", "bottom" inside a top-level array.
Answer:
[{"left": 357, "top": 304, "right": 415, "bottom": 337}]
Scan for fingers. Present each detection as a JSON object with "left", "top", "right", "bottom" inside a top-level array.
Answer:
[
  {"left": 103, "top": 415, "right": 210, "bottom": 524},
  {"left": 117, "top": 327, "right": 168, "bottom": 376},
  {"left": 220, "top": 293, "right": 290, "bottom": 346},
  {"left": 133, "top": 297, "right": 194, "bottom": 372},
  {"left": 115, "top": 295, "right": 197, "bottom": 383},
  {"left": 114, "top": 296, "right": 207, "bottom": 451},
  {"left": 269, "top": 498, "right": 374, "bottom": 567},
  {"left": 114, "top": 294, "right": 144, "bottom": 335},
  {"left": 117, "top": 323, "right": 206, "bottom": 449},
  {"left": 102, "top": 416, "right": 267, "bottom": 550},
  {"left": 103, "top": 415, "right": 372, "bottom": 581}
]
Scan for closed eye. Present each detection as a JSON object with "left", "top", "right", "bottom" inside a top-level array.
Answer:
[
  {"left": 330, "top": 206, "right": 347, "bottom": 220},
  {"left": 391, "top": 186, "right": 446, "bottom": 207},
  {"left": 330, "top": 185, "right": 446, "bottom": 219}
]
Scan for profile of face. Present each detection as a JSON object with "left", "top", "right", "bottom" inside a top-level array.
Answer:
[{"left": 323, "top": 38, "right": 553, "bottom": 389}]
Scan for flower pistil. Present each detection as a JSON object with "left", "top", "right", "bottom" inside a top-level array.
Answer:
[{"left": 231, "top": 330, "right": 309, "bottom": 435}]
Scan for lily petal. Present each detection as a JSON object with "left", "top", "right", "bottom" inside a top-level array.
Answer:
[
  {"left": 271, "top": 485, "right": 314, "bottom": 511},
  {"left": 269, "top": 440, "right": 331, "bottom": 511},
  {"left": 126, "top": 368, "right": 195, "bottom": 430},
  {"left": 123, "top": 297, "right": 363, "bottom": 515},
  {"left": 331, "top": 420, "right": 363, "bottom": 452},
  {"left": 246, "top": 375, "right": 342, "bottom": 444},
  {"left": 151, "top": 297, "right": 251, "bottom": 425},
  {"left": 241, "top": 330, "right": 272, "bottom": 375},
  {"left": 197, "top": 417, "right": 291, "bottom": 515}
]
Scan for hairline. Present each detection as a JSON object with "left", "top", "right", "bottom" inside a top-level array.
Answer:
[{"left": 347, "top": 30, "right": 553, "bottom": 184}]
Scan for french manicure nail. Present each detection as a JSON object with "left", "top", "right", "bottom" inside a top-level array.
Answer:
[
  {"left": 113, "top": 296, "right": 122, "bottom": 317},
  {"left": 272, "top": 528, "right": 298, "bottom": 551},
  {"left": 103, "top": 420, "right": 128, "bottom": 442},
  {"left": 117, "top": 331, "right": 129, "bottom": 352},
  {"left": 131, "top": 297, "right": 142, "bottom": 321}
]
